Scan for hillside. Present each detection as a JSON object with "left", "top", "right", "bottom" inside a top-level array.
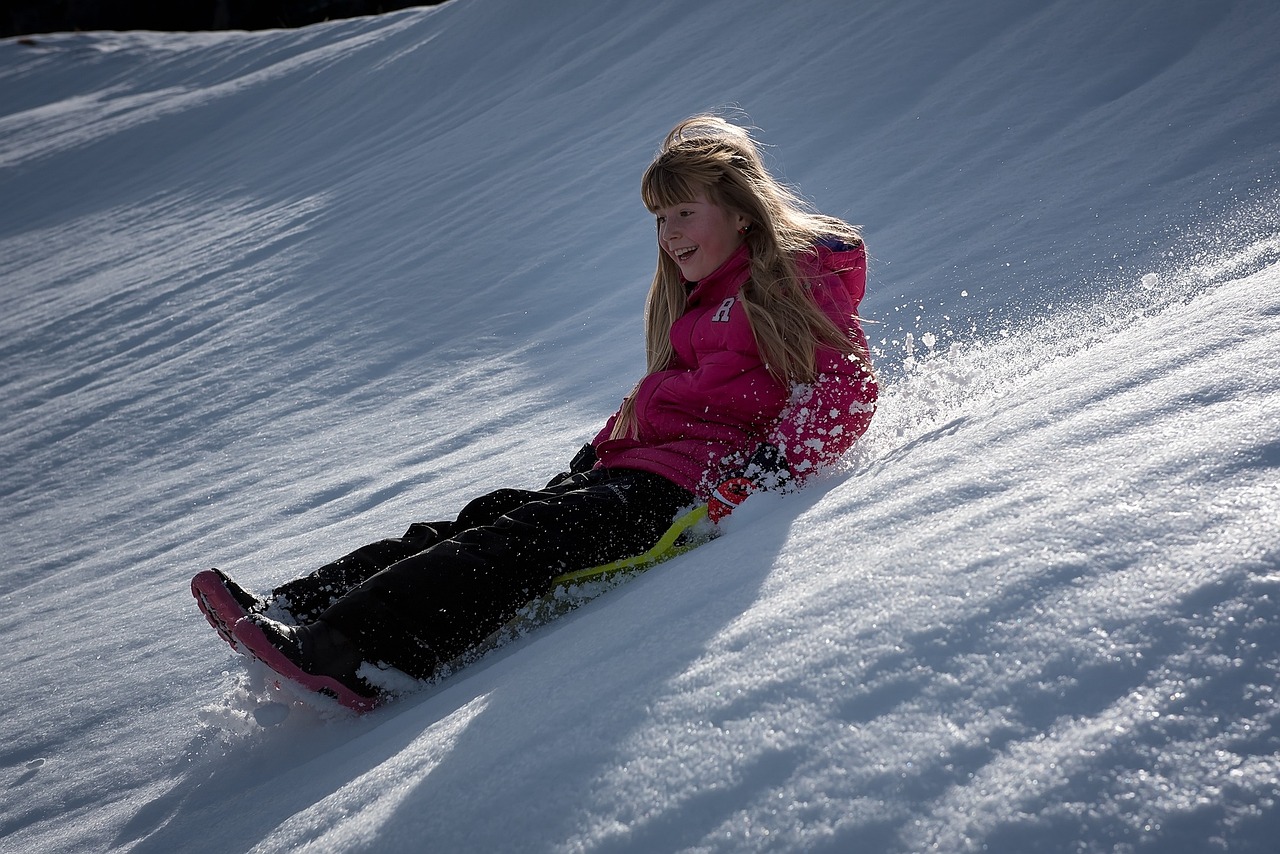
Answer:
[{"left": 2, "top": 1, "right": 1278, "bottom": 851}]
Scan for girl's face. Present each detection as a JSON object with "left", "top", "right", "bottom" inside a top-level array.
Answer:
[{"left": 654, "top": 190, "right": 749, "bottom": 283}]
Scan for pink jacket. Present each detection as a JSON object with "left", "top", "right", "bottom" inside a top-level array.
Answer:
[{"left": 593, "top": 240, "right": 877, "bottom": 500}]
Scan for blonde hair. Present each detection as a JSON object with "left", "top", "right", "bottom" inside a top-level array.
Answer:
[{"left": 613, "top": 115, "right": 870, "bottom": 440}]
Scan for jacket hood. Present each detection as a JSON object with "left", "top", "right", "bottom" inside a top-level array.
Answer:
[{"left": 806, "top": 236, "right": 867, "bottom": 309}]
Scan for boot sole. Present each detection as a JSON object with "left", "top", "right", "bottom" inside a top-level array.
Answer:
[
  {"left": 191, "top": 569, "right": 251, "bottom": 653},
  {"left": 231, "top": 618, "right": 381, "bottom": 714}
]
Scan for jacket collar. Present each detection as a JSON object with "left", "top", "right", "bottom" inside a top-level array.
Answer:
[{"left": 685, "top": 243, "right": 751, "bottom": 304}]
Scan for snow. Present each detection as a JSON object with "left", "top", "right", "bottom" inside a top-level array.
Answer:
[{"left": 2, "top": 0, "right": 1279, "bottom": 850}]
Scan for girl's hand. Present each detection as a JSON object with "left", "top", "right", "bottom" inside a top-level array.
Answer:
[
  {"left": 708, "top": 477, "right": 754, "bottom": 522},
  {"left": 708, "top": 443, "right": 791, "bottom": 522},
  {"left": 544, "top": 443, "right": 598, "bottom": 488}
]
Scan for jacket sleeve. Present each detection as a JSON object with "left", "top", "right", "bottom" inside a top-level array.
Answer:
[
  {"left": 592, "top": 412, "right": 618, "bottom": 447},
  {"left": 630, "top": 350, "right": 779, "bottom": 439},
  {"left": 765, "top": 246, "right": 878, "bottom": 480},
  {"left": 595, "top": 345, "right": 785, "bottom": 450},
  {"left": 765, "top": 353, "right": 877, "bottom": 479}
]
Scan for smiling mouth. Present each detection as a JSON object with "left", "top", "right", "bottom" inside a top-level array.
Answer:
[{"left": 674, "top": 246, "right": 697, "bottom": 263}]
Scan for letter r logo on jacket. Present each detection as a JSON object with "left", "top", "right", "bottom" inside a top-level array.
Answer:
[{"left": 712, "top": 297, "right": 736, "bottom": 323}]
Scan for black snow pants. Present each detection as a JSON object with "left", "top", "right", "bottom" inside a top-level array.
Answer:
[{"left": 270, "top": 467, "right": 695, "bottom": 681}]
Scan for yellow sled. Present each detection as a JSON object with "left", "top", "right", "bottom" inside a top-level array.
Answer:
[
  {"left": 550, "top": 503, "right": 714, "bottom": 585},
  {"left": 437, "top": 505, "right": 717, "bottom": 680}
]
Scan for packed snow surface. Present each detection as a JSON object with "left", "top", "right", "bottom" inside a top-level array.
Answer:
[{"left": 2, "top": 0, "right": 1279, "bottom": 851}]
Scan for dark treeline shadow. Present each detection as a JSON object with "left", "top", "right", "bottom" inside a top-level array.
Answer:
[{"left": 4, "top": 0, "right": 447, "bottom": 39}]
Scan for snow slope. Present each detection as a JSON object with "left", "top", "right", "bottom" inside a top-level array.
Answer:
[{"left": 2, "top": 0, "right": 1278, "bottom": 851}]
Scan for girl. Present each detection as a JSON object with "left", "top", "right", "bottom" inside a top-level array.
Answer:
[{"left": 192, "top": 115, "right": 878, "bottom": 711}]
